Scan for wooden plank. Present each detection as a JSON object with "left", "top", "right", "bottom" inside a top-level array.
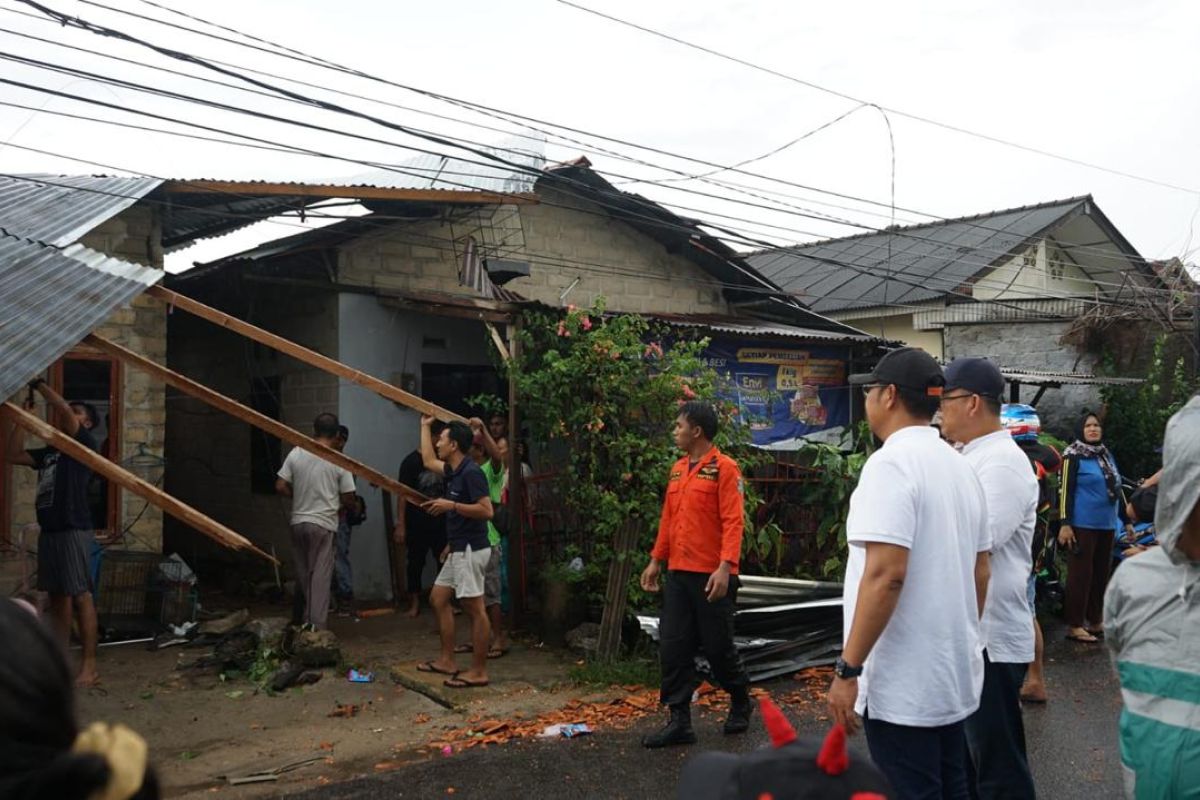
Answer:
[
  {"left": 0, "top": 402, "right": 276, "bottom": 564},
  {"left": 145, "top": 285, "right": 465, "bottom": 423},
  {"left": 159, "top": 180, "right": 539, "bottom": 206},
  {"left": 485, "top": 323, "right": 510, "bottom": 363},
  {"left": 85, "top": 334, "right": 428, "bottom": 505}
]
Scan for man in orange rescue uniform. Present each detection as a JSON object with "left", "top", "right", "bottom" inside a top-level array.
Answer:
[{"left": 640, "top": 401, "right": 751, "bottom": 748}]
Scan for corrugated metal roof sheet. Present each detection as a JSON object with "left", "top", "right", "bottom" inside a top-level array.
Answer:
[
  {"left": 749, "top": 198, "right": 1090, "bottom": 314},
  {"left": 0, "top": 234, "right": 162, "bottom": 400},
  {"left": 337, "top": 136, "right": 545, "bottom": 194},
  {"left": 0, "top": 174, "right": 162, "bottom": 245},
  {"left": 650, "top": 313, "right": 882, "bottom": 344},
  {"left": 999, "top": 368, "right": 1143, "bottom": 387}
]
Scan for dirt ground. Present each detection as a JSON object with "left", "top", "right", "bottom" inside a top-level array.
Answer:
[{"left": 75, "top": 603, "right": 603, "bottom": 798}]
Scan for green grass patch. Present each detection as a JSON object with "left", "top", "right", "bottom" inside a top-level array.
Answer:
[{"left": 569, "top": 655, "right": 660, "bottom": 688}]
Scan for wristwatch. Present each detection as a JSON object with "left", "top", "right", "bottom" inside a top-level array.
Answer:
[{"left": 834, "top": 657, "right": 863, "bottom": 679}]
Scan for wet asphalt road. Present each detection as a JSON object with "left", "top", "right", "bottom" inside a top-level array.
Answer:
[{"left": 293, "top": 622, "right": 1123, "bottom": 799}]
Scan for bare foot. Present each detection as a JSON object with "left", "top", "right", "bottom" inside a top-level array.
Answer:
[
  {"left": 1020, "top": 682, "right": 1047, "bottom": 703},
  {"left": 404, "top": 601, "right": 420, "bottom": 619},
  {"left": 75, "top": 667, "right": 100, "bottom": 688}
]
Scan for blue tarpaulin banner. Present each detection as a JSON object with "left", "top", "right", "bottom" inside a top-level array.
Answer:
[{"left": 702, "top": 338, "right": 851, "bottom": 446}]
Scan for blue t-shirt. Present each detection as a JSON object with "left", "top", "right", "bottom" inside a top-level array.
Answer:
[
  {"left": 1070, "top": 457, "right": 1121, "bottom": 531},
  {"left": 443, "top": 458, "right": 490, "bottom": 552}
]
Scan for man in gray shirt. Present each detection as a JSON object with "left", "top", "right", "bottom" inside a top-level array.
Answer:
[{"left": 276, "top": 413, "right": 356, "bottom": 629}]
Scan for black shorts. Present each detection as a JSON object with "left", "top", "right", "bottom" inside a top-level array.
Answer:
[{"left": 37, "top": 529, "right": 94, "bottom": 597}]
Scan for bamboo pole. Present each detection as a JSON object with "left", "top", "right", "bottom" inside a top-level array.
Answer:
[
  {"left": 84, "top": 334, "right": 428, "bottom": 505},
  {"left": 1, "top": 402, "right": 276, "bottom": 563},
  {"left": 145, "top": 285, "right": 465, "bottom": 422}
]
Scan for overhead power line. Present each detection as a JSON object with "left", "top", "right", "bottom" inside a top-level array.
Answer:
[{"left": 557, "top": 0, "right": 1200, "bottom": 197}]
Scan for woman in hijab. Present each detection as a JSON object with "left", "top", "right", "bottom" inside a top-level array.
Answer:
[{"left": 1058, "top": 411, "right": 1125, "bottom": 642}]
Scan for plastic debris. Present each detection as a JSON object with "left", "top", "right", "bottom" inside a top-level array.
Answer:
[
  {"left": 347, "top": 669, "right": 375, "bottom": 683},
  {"left": 538, "top": 723, "right": 593, "bottom": 738}
]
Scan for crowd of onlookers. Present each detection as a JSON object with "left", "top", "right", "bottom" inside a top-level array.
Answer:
[{"left": 4, "top": 356, "right": 1195, "bottom": 799}]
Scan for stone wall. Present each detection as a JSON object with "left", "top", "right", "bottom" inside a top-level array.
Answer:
[
  {"left": 338, "top": 186, "right": 731, "bottom": 315},
  {"left": 943, "top": 320, "right": 1100, "bottom": 437},
  {"left": 164, "top": 283, "right": 338, "bottom": 579},
  {"left": 4, "top": 204, "right": 166, "bottom": 557}
]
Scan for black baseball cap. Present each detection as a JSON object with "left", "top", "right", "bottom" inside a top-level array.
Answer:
[
  {"left": 944, "top": 357, "right": 1005, "bottom": 401},
  {"left": 848, "top": 347, "right": 944, "bottom": 397}
]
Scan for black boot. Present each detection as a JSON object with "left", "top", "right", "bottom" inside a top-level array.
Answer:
[
  {"left": 641, "top": 704, "right": 697, "bottom": 748},
  {"left": 723, "top": 689, "right": 753, "bottom": 735}
]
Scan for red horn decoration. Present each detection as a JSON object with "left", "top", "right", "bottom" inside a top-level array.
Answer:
[
  {"left": 816, "top": 723, "right": 850, "bottom": 776},
  {"left": 759, "top": 697, "right": 797, "bottom": 748}
]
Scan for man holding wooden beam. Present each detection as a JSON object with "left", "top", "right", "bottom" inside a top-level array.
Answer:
[{"left": 4, "top": 378, "right": 102, "bottom": 687}]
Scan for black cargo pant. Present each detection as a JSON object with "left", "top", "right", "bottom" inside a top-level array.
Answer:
[{"left": 659, "top": 570, "right": 749, "bottom": 708}]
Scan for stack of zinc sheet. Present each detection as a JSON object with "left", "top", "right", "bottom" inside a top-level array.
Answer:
[{"left": 636, "top": 575, "right": 844, "bottom": 683}]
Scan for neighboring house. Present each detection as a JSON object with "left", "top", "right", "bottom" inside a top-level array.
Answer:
[
  {"left": 750, "top": 196, "right": 1175, "bottom": 432},
  {"left": 165, "top": 155, "right": 881, "bottom": 600}
]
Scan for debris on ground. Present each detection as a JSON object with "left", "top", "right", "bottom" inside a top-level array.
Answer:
[
  {"left": 637, "top": 576, "right": 843, "bottom": 683},
  {"left": 565, "top": 622, "right": 600, "bottom": 654},
  {"left": 328, "top": 703, "right": 361, "bottom": 719},
  {"left": 220, "top": 755, "right": 325, "bottom": 786},
  {"left": 246, "top": 617, "right": 291, "bottom": 650},
  {"left": 538, "top": 723, "right": 593, "bottom": 738},
  {"left": 356, "top": 607, "right": 396, "bottom": 619},
  {"left": 347, "top": 669, "right": 375, "bottom": 683},
  {"left": 295, "top": 629, "right": 341, "bottom": 667},
  {"left": 269, "top": 660, "right": 323, "bottom": 692},
  {"left": 199, "top": 608, "right": 250, "bottom": 636}
]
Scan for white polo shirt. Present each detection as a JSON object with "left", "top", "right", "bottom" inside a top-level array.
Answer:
[
  {"left": 962, "top": 429, "right": 1038, "bottom": 664},
  {"left": 844, "top": 425, "right": 990, "bottom": 727}
]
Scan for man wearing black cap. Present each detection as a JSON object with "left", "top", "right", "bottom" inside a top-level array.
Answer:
[
  {"left": 829, "top": 347, "right": 991, "bottom": 798},
  {"left": 939, "top": 357, "right": 1038, "bottom": 800}
]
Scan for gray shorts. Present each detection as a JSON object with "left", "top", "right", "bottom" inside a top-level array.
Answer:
[
  {"left": 483, "top": 543, "right": 503, "bottom": 607},
  {"left": 434, "top": 545, "right": 490, "bottom": 600},
  {"left": 37, "top": 529, "right": 94, "bottom": 597}
]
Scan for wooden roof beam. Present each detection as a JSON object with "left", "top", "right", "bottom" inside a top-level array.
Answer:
[
  {"left": 145, "top": 285, "right": 466, "bottom": 423},
  {"left": 1, "top": 402, "right": 276, "bottom": 564},
  {"left": 85, "top": 335, "right": 429, "bottom": 505}
]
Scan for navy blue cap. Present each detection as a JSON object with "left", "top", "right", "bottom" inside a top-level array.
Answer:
[{"left": 944, "top": 357, "right": 1005, "bottom": 401}]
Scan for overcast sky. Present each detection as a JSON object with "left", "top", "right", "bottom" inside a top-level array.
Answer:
[{"left": 1, "top": 0, "right": 1197, "bottom": 275}]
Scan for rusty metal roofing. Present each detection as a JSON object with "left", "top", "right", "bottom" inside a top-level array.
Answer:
[
  {"left": 0, "top": 174, "right": 161, "bottom": 245},
  {"left": 649, "top": 312, "right": 883, "bottom": 344},
  {"left": 998, "top": 368, "right": 1143, "bottom": 387},
  {"left": 0, "top": 234, "right": 162, "bottom": 401}
]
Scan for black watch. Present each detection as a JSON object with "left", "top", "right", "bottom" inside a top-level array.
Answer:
[{"left": 834, "top": 657, "right": 863, "bottom": 679}]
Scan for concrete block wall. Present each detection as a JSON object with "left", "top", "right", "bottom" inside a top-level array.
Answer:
[
  {"left": 338, "top": 187, "right": 731, "bottom": 315},
  {"left": 4, "top": 205, "right": 166, "bottom": 558},
  {"left": 943, "top": 320, "right": 1100, "bottom": 437},
  {"left": 164, "top": 283, "right": 338, "bottom": 577}
]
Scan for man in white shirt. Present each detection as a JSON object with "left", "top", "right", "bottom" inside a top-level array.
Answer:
[
  {"left": 276, "top": 412, "right": 357, "bottom": 630},
  {"left": 940, "top": 358, "right": 1039, "bottom": 799},
  {"left": 829, "top": 347, "right": 991, "bottom": 800}
]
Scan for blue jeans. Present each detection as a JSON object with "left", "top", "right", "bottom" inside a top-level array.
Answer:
[
  {"left": 332, "top": 519, "right": 353, "bottom": 599},
  {"left": 864, "top": 710, "right": 970, "bottom": 800}
]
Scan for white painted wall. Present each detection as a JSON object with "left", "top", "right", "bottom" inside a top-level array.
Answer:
[
  {"left": 972, "top": 240, "right": 1094, "bottom": 301},
  {"left": 336, "top": 293, "right": 493, "bottom": 600}
]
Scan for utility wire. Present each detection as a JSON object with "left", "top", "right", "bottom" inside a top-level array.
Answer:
[
  {"left": 557, "top": 0, "right": 1200, "bottom": 197},
  {"left": 2, "top": 0, "right": 1160, "bottom": 270}
]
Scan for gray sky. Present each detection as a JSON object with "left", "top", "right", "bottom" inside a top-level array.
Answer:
[{"left": 1, "top": 0, "right": 1197, "bottom": 276}]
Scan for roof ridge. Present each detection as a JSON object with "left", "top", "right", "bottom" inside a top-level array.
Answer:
[{"left": 753, "top": 194, "right": 1093, "bottom": 255}]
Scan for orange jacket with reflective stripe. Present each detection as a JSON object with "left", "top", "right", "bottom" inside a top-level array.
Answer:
[{"left": 650, "top": 446, "right": 745, "bottom": 574}]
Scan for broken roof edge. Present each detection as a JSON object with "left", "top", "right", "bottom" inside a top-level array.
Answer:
[{"left": 159, "top": 179, "right": 539, "bottom": 205}]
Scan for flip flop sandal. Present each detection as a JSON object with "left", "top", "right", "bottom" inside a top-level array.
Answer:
[
  {"left": 453, "top": 644, "right": 474, "bottom": 654},
  {"left": 487, "top": 648, "right": 508, "bottom": 659},
  {"left": 444, "top": 676, "right": 489, "bottom": 689},
  {"left": 416, "top": 661, "right": 459, "bottom": 676},
  {"left": 1065, "top": 632, "right": 1099, "bottom": 643}
]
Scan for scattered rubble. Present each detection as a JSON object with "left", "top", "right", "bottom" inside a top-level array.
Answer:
[
  {"left": 295, "top": 629, "right": 341, "bottom": 668},
  {"left": 199, "top": 608, "right": 250, "bottom": 636},
  {"left": 565, "top": 622, "right": 600, "bottom": 654},
  {"left": 246, "top": 617, "right": 290, "bottom": 650}
]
